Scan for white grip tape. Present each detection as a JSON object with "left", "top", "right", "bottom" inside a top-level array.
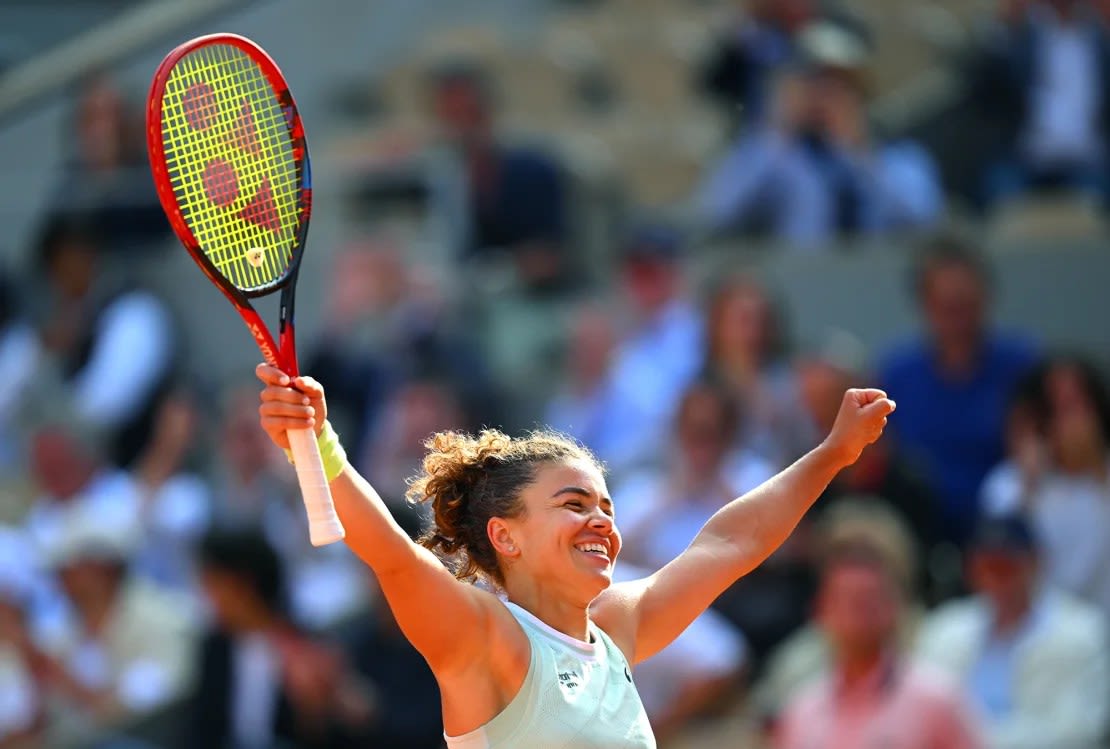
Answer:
[{"left": 287, "top": 427, "right": 346, "bottom": 547}]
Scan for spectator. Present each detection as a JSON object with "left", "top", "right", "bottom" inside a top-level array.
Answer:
[
  {"left": 618, "top": 377, "right": 776, "bottom": 571},
  {"left": 24, "top": 418, "right": 207, "bottom": 598},
  {"left": 360, "top": 378, "right": 468, "bottom": 507},
  {"left": 982, "top": 356, "right": 1110, "bottom": 619},
  {"left": 544, "top": 301, "right": 626, "bottom": 460},
  {"left": 753, "top": 499, "right": 924, "bottom": 731},
  {"left": 878, "top": 236, "right": 1038, "bottom": 546},
  {"left": 699, "top": 0, "right": 817, "bottom": 125},
  {"left": 44, "top": 73, "right": 168, "bottom": 253},
  {"left": 970, "top": 0, "right": 1110, "bottom": 208},
  {"left": 917, "top": 514, "right": 1110, "bottom": 749},
  {"left": 185, "top": 528, "right": 373, "bottom": 749},
  {"left": 702, "top": 274, "right": 807, "bottom": 465},
  {"left": 429, "top": 62, "right": 572, "bottom": 293},
  {"left": 24, "top": 424, "right": 142, "bottom": 564},
  {"left": 36, "top": 505, "right": 198, "bottom": 744},
  {"left": 774, "top": 534, "right": 983, "bottom": 749},
  {"left": 30, "top": 216, "right": 178, "bottom": 469},
  {"left": 586, "top": 225, "right": 703, "bottom": 476},
  {"left": 697, "top": 21, "right": 943, "bottom": 248},
  {"left": 305, "top": 236, "right": 497, "bottom": 459},
  {"left": 616, "top": 377, "right": 790, "bottom": 658},
  {"left": 127, "top": 391, "right": 211, "bottom": 593}
]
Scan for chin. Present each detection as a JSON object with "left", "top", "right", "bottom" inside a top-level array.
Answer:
[{"left": 583, "top": 569, "right": 613, "bottom": 599}]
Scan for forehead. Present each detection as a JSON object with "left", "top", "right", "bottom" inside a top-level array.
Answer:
[
  {"left": 823, "top": 562, "right": 892, "bottom": 595},
  {"left": 924, "top": 261, "right": 984, "bottom": 292},
  {"left": 524, "top": 459, "right": 609, "bottom": 499}
]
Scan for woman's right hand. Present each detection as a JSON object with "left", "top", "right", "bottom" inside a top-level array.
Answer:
[{"left": 256, "top": 363, "right": 328, "bottom": 450}]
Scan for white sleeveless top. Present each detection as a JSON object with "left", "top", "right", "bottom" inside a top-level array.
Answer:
[{"left": 445, "top": 600, "right": 656, "bottom": 749}]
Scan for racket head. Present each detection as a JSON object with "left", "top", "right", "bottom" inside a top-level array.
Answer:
[{"left": 147, "top": 33, "right": 312, "bottom": 301}]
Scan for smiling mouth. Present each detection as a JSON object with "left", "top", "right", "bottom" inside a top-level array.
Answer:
[{"left": 575, "top": 543, "right": 610, "bottom": 562}]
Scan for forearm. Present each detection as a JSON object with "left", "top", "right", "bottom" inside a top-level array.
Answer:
[
  {"left": 697, "top": 442, "right": 847, "bottom": 576},
  {"left": 329, "top": 464, "right": 421, "bottom": 575}
]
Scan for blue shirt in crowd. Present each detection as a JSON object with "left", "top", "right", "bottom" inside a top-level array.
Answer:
[{"left": 878, "top": 334, "right": 1038, "bottom": 544}]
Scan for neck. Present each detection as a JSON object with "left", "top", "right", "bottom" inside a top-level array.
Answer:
[
  {"left": 504, "top": 579, "right": 592, "bottom": 642},
  {"left": 78, "top": 588, "right": 119, "bottom": 636},
  {"left": 992, "top": 595, "right": 1033, "bottom": 636},
  {"left": 239, "top": 609, "right": 282, "bottom": 635},
  {"left": 1058, "top": 447, "right": 1107, "bottom": 476},
  {"left": 839, "top": 647, "right": 884, "bottom": 686},
  {"left": 934, "top": 337, "right": 982, "bottom": 377}
]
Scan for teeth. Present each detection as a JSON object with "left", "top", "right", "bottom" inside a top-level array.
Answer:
[{"left": 575, "top": 543, "right": 607, "bottom": 555}]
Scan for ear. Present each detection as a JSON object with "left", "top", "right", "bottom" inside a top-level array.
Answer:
[{"left": 487, "top": 517, "right": 519, "bottom": 559}]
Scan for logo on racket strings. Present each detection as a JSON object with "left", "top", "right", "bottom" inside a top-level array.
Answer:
[{"left": 246, "top": 248, "right": 266, "bottom": 268}]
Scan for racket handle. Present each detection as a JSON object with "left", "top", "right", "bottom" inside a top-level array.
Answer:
[{"left": 287, "top": 427, "right": 346, "bottom": 547}]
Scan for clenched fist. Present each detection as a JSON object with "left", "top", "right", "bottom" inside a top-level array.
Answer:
[{"left": 823, "top": 388, "right": 896, "bottom": 467}]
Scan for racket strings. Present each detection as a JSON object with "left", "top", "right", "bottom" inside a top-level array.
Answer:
[{"left": 160, "top": 43, "right": 300, "bottom": 291}]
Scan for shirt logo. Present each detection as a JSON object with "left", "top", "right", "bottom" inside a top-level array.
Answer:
[
  {"left": 624, "top": 665, "right": 633, "bottom": 683},
  {"left": 558, "top": 670, "right": 581, "bottom": 691}
]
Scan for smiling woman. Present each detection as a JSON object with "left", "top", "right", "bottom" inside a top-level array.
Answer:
[{"left": 254, "top": 363, "right": 895, "bottom": 748}]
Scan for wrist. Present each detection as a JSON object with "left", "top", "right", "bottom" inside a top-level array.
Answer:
[
  {"left": 815, "top": 438, "right": 855, "bottom": 471},
  {"left": 284, "top": 421, "right": 348, "bottom": 483}
]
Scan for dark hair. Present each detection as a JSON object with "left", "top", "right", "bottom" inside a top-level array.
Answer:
[
  {"left": 910, "top": 233, "right": 993, "bottom": 301},
  {"left": 426, "top": 59, "right": 495, "bottom": 110},
  {"left": 704, "top": 274, "right": 790, "bottom": 366},
  {"left": 34, "top": 214, "right": 100, "bottom": 275},
  {"left": 407, "top": 429, "right": 599, "bottom": 585},
  {"left": 1034, "top": 354, "right": 1110, "bottom": 442},
  {"left": 675, "top": 375, "right": 743, "bottom": 442},
  {"left": 198, "top": 528, "right": 286, "bottom": 613}
]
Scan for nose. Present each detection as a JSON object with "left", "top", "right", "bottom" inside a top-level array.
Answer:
[{"left": 588, "top": 509, "right": 614, "bottom": 534}]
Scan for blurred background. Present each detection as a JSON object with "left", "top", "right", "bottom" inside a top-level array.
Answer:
[{"left": 1, "top": 0, "right": 1110, "bottom": 747}]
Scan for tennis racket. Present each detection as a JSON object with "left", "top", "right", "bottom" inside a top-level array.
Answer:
[{"left": 146, "top": 33, "right": 344, "bottom": 547}]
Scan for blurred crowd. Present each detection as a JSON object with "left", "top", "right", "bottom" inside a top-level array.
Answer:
[{"left": 1, "top": 0, "right": 1110, "bottom": 748}]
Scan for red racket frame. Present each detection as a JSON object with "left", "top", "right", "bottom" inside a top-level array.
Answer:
[{"left": 146, "top": 32, "right": 313, "bottom": 377}]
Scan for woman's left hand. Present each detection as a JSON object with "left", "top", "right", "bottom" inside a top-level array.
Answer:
[{"left": 823, "top": 388, "right": 896, "bottom": 467}]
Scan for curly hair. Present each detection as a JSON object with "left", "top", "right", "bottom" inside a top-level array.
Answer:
[{"left": 406, "top": 429, "right": 599, "bottom": 586}]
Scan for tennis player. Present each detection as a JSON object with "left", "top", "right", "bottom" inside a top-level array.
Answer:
[{"left": 256, "top": 363, "right": 895, "bottom": 748}]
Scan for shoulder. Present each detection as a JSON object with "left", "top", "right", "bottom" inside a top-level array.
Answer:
[
  {"left": 918, "top": 597, "right": 986, "bottom": 642},
  {"left": 1041, "top": 589, "right": 1110, "bottom": 644},
  {"left": 501, "top": 145, "right": 562, "bottom": 176},
  {"left": 900, "top": 661, "right": 971, "bottom": 708},
  {"left": 985, "top": 332, "right": 1039, "bottom": 368},
  {"left": 779, "top": 672, "right": 832, "bottom": 725},
  {"left": 877, "top": 340, "right": 929, "bottom": 381},
  {"left": 877, "top": 139, "right": 939, "bottom": 170},
  {"left": 99, "top": 288, "right": 173, "bottom": 329}
]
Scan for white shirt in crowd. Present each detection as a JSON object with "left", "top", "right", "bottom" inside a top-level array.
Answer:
[
  {"left": 1023, "top": 6, "right": 1104, "bottom": 168},
  {"left": 982, "top": 459, "right": 1110, "bottom": 621}
]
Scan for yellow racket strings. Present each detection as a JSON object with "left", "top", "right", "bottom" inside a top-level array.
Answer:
[{"left": 160, "top": 43, "right": 299, "bottom": 291}]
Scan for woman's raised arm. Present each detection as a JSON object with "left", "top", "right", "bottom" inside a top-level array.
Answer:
[
  {"left": 594, "top": 388, "right": 895, "bottom": 664},
  {"left": 256, "top": 364, "right": 500, "bottom": 674}
]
